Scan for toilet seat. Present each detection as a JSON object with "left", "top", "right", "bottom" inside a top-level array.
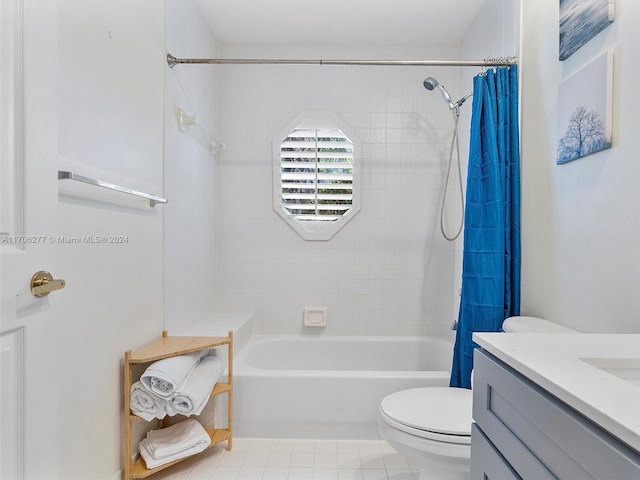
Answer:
[{"left": 379, "top": 387, "right": 472, "bottom": 445}]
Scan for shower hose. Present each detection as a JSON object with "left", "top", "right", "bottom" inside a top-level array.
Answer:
[{"left": 440, "top": 111, "right": 465, "bottom": 241}]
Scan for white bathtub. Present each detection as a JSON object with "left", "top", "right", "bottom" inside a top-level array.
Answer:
[{"left": 232, "top": 335, "right": 453, "bottom": 439}]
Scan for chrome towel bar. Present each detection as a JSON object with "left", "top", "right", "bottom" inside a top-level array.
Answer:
[{"left": 58, "top": 170, "right": 168, "bottom": 207}]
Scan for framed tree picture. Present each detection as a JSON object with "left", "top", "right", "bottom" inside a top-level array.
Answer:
[
  {"left": 557, "top": 51, "right": 613, "bottom": 165},
  {"left": 560, "top": 0, "right": 615, "bottom": 61}
]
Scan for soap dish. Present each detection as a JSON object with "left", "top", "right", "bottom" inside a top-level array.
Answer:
[{"left": 303, "top": 307, "right": 327, "bottom": 327}]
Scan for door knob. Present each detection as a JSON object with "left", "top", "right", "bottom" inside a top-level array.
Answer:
[{"left": 30, "top": 271, "right": 66, "bottom": 297}]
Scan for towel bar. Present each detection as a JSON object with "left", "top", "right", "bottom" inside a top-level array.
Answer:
[{"left": 58, "top": 170, "right": 168, "bottom": 207}]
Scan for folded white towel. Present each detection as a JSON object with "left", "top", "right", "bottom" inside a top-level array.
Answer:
[
  {"left": 140, "top": 349, "right": 208, "bottom": 398},
  {"left": 138, "top": 419, "right": 211, "bottom": 469},
  {"left": 130, "top": 381, "right": 167, "bottom": 421},
  {"left": 139, "top": 438, "right": 209, "bottom": 469},
  {"left": 166, "top": 355, "right": 225, "bottom": 417}
]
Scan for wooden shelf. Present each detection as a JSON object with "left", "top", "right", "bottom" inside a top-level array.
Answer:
[
  {"left": 128, "top": 429, "right": 231, "bottom": 478},
  {"left": 211, "top": 382, "right": 232, "bottom": 396},
  {"left": 128, "top": 335, "right": 231, "bottom": 364},
  {"left": 124, "top": 331, "right": 233, "bottom": 480}
]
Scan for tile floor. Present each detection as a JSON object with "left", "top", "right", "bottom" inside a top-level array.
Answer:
[{"left": 154, "top": 438, "right": 419, "bottom": 480}]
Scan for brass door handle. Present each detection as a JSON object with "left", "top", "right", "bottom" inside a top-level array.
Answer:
[{"left": 30, "top": 271, "right": 66, "bottom": 297}]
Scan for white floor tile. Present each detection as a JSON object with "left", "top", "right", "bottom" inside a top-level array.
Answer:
[
  {"left": 362, "top": 469, "right": 389, "bottom": 480},
  {"left": 248, "top": 439, "right": 274, "bottom": 452},
  {"left": 385, "top": 470, "right": 415, "bottom": 479},
  {"left": 379, "top": 443, "right": 397, "bottom": 454},
  {"left": 195, "top": 447, "right": 225, "bottom": 467},
  {"left": 218, "top": 450, "right": 247, "bottom": 467},
  {"left": 382, "top": 453, "right": 410, "bottom": 470},
  {"left": 237, "top": 467, "right": 264, "bottom": 479},
  {"left": 313, "top": 468, "right": 338, "bottom": 480},
  {"left": 242, "top": 451, "right": 270, "bottom": 467},
  {"left": 266, "top": 452, "right": 293, "bottom": 468},
  {"left": 211, "top": 466, "right": 240, "bottom": 479},
  {"left": 290, "top": 452, "right": 315, "bottom": 468},
  {"left": 359, "top": 453, "right": 386, "bottom": 470},
  {"left": 263, "top": 467, "right": 290, "bottom": 479},
  {"left": 314, "top": 453, "right": 338, "bottom": 469},
  {"left": 197, "top": 438, "right": 416, "bottom": 480},
  {"left": 230, "top": 439, "right": 252, "bottom": 451},
  {"left": 185, "top": 466, "right": 215, "bottom": 480},
  {"left": 288, "top": 467, "right": 314, "bottom": 479},
  {"left": 338, "top": 468, "right": 364, "bottom": 479},
  {"left": 337, "top": 453, "right": 361, "bottom": 469}
]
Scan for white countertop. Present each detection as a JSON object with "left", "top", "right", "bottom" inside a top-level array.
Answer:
[{"left": 473, "top": 333, "right": 640, "bottom": 453}]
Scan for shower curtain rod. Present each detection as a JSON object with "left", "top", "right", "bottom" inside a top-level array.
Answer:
[{"left": 166, "top": 54, "right": 517, "bottom": 68}]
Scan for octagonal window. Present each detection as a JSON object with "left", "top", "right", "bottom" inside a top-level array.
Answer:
[{"left": 273, "top": 112, "right": 360, "bottom": 240}]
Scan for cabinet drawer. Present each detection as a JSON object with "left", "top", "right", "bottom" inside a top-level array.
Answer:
[
  {"left": 471, "top": 423, "right": 522, "bottom": 480},
  {"left": 473, "top": 349, "right": 640, "bottom": 480}
]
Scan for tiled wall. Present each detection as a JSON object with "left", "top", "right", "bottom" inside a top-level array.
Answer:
[
  {"left": 164, "top": 0, "right": 220, "bottom": 333},
  {"left": 215, "top": 44, "right": 465, "bottom": 336},
  {"left": 163, "top": 0, "right": 521, "bottom": 338}
]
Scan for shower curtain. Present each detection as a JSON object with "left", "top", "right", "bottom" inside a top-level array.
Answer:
[{"left": 450, "top": 66, "right": 521, "bottom": 389}]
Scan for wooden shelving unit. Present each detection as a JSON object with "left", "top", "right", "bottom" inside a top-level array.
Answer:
[{"left": 123, "top": 330, "right": 233, "bottom": 479}]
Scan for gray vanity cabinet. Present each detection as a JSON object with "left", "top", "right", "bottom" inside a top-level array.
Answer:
[{"left": 471, "top": 349, "right": 640, "bottom": 480}]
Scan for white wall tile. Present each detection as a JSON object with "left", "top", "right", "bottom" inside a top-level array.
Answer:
[
  {"left": 164, "top": 0, "right": 219, "bottom": 333},
  {"left": 198, "top": 13, "right": 525, "bottom": 336}
]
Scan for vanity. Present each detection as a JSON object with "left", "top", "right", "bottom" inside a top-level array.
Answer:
[{"left": 471, "top": 333, "right": 640, "bottom": 479}]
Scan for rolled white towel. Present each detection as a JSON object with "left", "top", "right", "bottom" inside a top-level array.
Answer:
[
  {"left": 140, "top": 349, "right": 208, "bottom": 398},
  {"left": 166, "top": 355, "right": 225, "bottom": 417},
  {"left": 130, "top": 381, "right": 167, "bottom": 421},
  {"left": 138, "top": 419, "right": 211, "bottom": 469}
]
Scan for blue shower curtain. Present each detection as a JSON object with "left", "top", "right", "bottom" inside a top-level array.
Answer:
[{"left": 450, "top": 66, "right": 521, "bottom": 389}]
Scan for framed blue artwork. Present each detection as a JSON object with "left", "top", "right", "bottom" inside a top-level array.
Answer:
[
  {"left": 557, "top": 51, "right": 613, "bottom": 164},
  {"left": 560, "top": 0, "right": 615, "bottom": 61}
]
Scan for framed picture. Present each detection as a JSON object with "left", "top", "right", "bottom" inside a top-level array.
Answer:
[
  {"left": 559, "top": 0, "right": 615, "bottom": 61},
  {"left": 557, "top": 51, "right": 613, "bottom": 165}
]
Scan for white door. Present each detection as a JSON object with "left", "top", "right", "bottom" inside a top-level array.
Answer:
[{"left": 1, "top": 1, "right": 60, "bottom": 478}]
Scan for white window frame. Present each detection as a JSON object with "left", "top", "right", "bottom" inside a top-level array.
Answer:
[{"left": 272, "top": 111, "right": 361, "bottom": 241}]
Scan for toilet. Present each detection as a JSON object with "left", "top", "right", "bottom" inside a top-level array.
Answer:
[{"left": 378, "top": 316, "right": 576, "bottom": 480}]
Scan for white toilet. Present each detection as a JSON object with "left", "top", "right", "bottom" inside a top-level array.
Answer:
[{"left": 378, "top": 316, "right": 576, "bottom": 480}]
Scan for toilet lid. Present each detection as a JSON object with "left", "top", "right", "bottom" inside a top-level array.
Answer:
[{"left": 380, "top": 387, "right": 473, "bottom": 437}]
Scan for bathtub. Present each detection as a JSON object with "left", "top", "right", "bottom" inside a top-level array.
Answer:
[{"left": 232, "top": 335, "right": 453, "bottom": 439}]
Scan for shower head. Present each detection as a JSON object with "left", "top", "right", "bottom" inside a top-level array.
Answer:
[
  {"left": 423, "top": 77, "right": 439, "bottom": 91},
  {"left": 423, "top": 76, "right": 472, "bottom": 116},
  {"left": 423, "top": 76, "right": 455, "bottom": 109}
]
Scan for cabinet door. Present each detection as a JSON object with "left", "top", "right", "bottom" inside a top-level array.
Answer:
[
  {"left": 474, "top": 349, "right": 640, "bottom": 480},
  {"left": 471, "top": 424, "right": 522, "bottom": 480}
]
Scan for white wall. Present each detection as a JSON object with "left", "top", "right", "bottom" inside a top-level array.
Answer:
[
  {"left": 164, "top": 0, "right": 219, "bottom": 334},
  {"left": 215, "top": 43, "right": 464, "bottom": 336},
  {"left": 56, "top": 1, "right": 165, "bottom": 478},
  {"left": 520, "top": 0, "right": 640, "bottom": 333}
]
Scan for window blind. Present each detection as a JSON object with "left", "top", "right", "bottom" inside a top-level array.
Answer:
[{"left": 280, "top": 128, "right": 354, "bottom": 222}]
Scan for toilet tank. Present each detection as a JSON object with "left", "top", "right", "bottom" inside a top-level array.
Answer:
[{"left": 502, "top": 316, "right": 577, "bottom": 333}]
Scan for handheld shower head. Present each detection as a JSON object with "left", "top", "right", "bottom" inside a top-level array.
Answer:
[
  {"left": 423, "top": 76, "right": 472, "bottom": 116},
  {"left": 423, "top": 77, "right": 439, "bottom": 91},
  {"left": 423, "top": 76, "right": 455, "bottom": 109}
]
